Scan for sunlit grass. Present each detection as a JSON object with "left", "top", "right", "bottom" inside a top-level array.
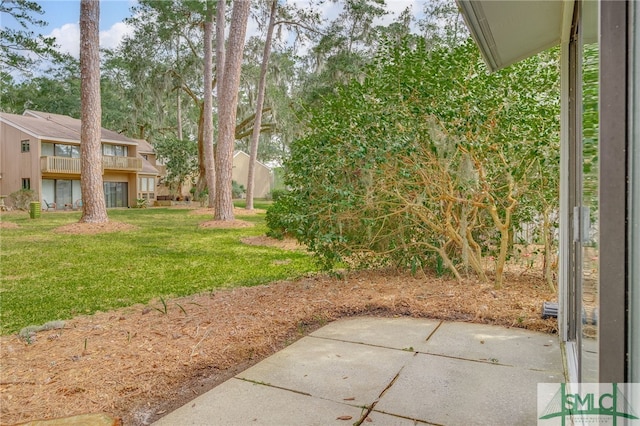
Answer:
[{"left": 0, "top": 205, "right": 315, "bottom": 335}]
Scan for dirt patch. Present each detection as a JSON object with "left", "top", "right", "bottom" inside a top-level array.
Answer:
[
  {"left": 0, "top": 264, "right": 556, "bottom": 425},
  {"left": 53, "top": 221, "right": 138, "bottom": 235},
  {"left": 0, "top": 222, "right": 19, "bottom": 229},
  {"left": 241, "top": 235, "right": 305, "bottom": 251}
]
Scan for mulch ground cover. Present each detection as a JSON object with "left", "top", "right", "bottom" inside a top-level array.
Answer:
[{"left": 0, "top": 251, "right": 556, "bottom": 425}]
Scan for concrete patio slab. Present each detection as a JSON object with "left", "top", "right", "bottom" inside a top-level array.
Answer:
[
  {"left": 236, "top": 335, "right": 413, "bottom": 405},
  {"left": 310, "top": 316, "right": 440, "bottom": 351},
  {"left": 153, "top": 318, "right": 565, "bottom": 426},
  {"left": 153, "top": 377, "right": 364, "bottom": 426},
  {"left": 374, "top": 352, "right": 564, "bottom": 426},
  {"left": 422, "top": 321, "right": 563, "bottom": 371}
]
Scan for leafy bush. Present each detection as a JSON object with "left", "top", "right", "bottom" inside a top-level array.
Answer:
[
  {"left": 190, "top": 187, "right": 208, "bottom": 206},
  {"left": 269, "top": 39, "right": 560, "bottom": 287},
  {"left": 8, "top": 189, "right": 38, "bottom": 211},
  {"left": 269, "top": 189, "right": 288, "bottom": 202},
  {"left": 232, "top": 180, "right": 245, "bottom": 199},
  {"left": 134, "top": 198, "right": 148, "bottom": 208},
  {"left": 265, "top": 192, "right": 304, "bottom": 240}
]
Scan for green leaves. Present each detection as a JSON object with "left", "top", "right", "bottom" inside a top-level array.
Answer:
[
  {"left": 268, "top": 37, "right": 560, "bottom": 284},
  {"left": 0, "top": 0, "right": 60, "bottom": 75},
  {"left": 153, "top": 136, "right": 199, "bottom": 187}
]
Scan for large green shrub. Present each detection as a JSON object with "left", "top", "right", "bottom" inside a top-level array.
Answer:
[
  {"left": 265, "top": 192, "right": 305, "bottom": 240},
  {"left": 267, "top": 39, "right": 560, "bottom": 287}
]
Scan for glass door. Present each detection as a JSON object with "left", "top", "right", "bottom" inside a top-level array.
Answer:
[
  {"left": 103, "top": 182, "right": 128, "bottom": 208},
  {"left": 55, "top": 180, "right": 73, "bottom": 208},
  {"left": 630, "top": 0, "right": 640, "bottom": 384},
  {"left": 579, "top": 0, "right": 599, "bottom": 382}
]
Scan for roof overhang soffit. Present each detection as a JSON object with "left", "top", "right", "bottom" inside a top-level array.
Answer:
[{"left": 456, "top": 0, "right": 576, "bottom": 72}]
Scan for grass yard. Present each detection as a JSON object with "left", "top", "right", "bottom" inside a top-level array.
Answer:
[{"left": 0, "top": 205, "right": 317, "bottom": 335}]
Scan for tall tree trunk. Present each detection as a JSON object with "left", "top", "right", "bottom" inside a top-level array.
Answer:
[
  {"left": 195, "top": 103, "right": 206, "bottom": 196},
  {"left": 246, "top": 0, "right": 277, "bottom": 210},
  {"left": 211, "top": 0, "right": 225, "bottom": 209},
  {"left": 215, "top": 0, "right": 250, "bottom": 221},
  {"left": 203, "top": 2, "right": 216, "bottom": 208},
  {"left": 176, "top": 37, "right": 183, "bottom": 141},
  {"left": 216, "top": 0, "right": 226, "bottom": 89},
  {"left": 79, "top": 0, "right": 108, "bottom": 223}
]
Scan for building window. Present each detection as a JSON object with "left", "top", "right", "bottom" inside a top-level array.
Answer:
[
  {"left": 22, "top": 178, "right": 30, "bottom": 189},
  {"left": 138, "top": 176, "right": 156, "bottom": 201},
  {"left": 102, "top": 144, "right": 128, "bottom": 157},
  {"left": 42, "top": 143, "right": 80, "bottom": 158},
  {"left": 21, "top": 140, "right": 30, "bottom": 153}
]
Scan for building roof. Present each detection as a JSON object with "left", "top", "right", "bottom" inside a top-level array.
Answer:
[
  {"left": 0, "top": 110, "right": 138, "bottom": 145},
  {"left": 134, "top": 138, "right": 155, "bottom": 153},
  {"left": 456, "top": 0, "right": 596, "bottom": 72},
  {"left": 140, "top": 156, "right": 160, "bottom": 176},
  {"left": 233, "top": 150, "right": 272, "bottom": 172}
]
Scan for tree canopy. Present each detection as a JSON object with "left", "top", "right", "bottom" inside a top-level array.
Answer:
[{"left": 0, "top": 0, "right": 59, "bottom": 76}]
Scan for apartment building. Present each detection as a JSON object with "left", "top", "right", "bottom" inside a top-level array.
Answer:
[{"left": 0, "top": 110, "right": 160, "bottom": 209}]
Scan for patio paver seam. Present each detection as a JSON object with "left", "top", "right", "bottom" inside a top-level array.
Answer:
[
  {"left": 354, "top": 361, "right": 416, "bottom": 425},
  {"left": 413, "top": 350, "right": 565, "bottom": 373},
  {"left": 234, "top": 377, "right": 312, "bottom": 397},
  {"left": 235, "top": 376, "right": 375, "bottom": 411},
  {"left": 306, "top": 334, "right": 428, "bottom": 354}
]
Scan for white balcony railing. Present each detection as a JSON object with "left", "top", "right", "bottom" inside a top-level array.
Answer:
[
  {"left": 41, "top": 156, "right": 142, "bottom": 173},
  {"left": 101, "top": 155, "right": 142, "bottom": 171},
  {"left": 40, "top": 156, "right": 80, "bottom": 173}
]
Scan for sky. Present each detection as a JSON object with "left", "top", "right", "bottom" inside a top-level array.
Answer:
[
  {"left": 8, "top": 0, "right": 425, "bottom": 59},
  {"left": 34, "top": 0, "right": 138, "bottom": 58}
]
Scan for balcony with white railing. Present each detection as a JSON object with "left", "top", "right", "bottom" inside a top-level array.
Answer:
[
  {"left": 41, "top": 156, "right": 143, "bottom": 174},
  {"left": 40, "top": 156, "right": 80, "bottom": 173},
  {"left": 101, "top": 155, "right": 142, "bottom": 171}
]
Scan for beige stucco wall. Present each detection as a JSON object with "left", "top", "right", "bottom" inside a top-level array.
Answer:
[
  {"left": 0, "top": 124, "right": 42, "bottom": 203},
  {"left": 232, "top": 152, "right": 273, "bottom": 198}
]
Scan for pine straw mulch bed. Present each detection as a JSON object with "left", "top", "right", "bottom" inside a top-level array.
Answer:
[
  {"left": 0, "top": 264, "right": 557, "bottom": 426},
  {"left": 53, "top": 221, "right": 138, "bottom": 235}
]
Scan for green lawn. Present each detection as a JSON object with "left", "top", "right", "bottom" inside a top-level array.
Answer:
[{"left": 0, "top": 205, "right": 316, "bottom": 335}]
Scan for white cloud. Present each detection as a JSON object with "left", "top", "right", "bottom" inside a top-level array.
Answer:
[
  {"left": 50, "top": 23, "right": 81, "bottom": 58},
  {"left": 48, "top": 21, "right": 133, "bottom": 58},
  {"left": 100, "top": 21, "right": 133, "bottom": 51}
]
